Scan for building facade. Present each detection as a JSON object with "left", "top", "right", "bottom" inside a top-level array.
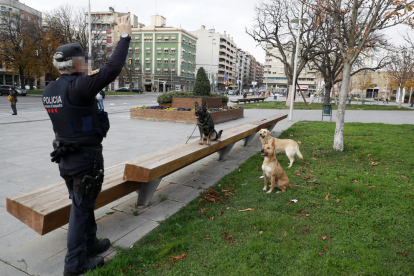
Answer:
[
  {"left": 264, "top": 44, "right": 319, "bottom": 95},
  {"left": 190, "top": 26, "right": 237, "bottom": 91},
  {"left": 120, "top": 15, "right": 197, "bottom": 92},
  {"left": 0, "top": 0, "right": 41, "bottom": 86}
]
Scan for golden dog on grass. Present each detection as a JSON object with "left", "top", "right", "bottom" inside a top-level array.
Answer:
[
  {"left": 258, "top": 128, "right": 303, "bottom": 168},
  {"left": 261, "top": 141, "right": 290, "bottom": 193}
]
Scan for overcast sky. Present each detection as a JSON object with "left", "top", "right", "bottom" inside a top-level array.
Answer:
[{"left": 27, "top": 0, "right": 413, "bottom": 63}]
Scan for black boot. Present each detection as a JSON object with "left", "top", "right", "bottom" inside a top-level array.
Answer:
[
  {"left": 63, "top": 256, "right": 104, "bottom": 276},
  {"left": 87, "top": 238, "right": 111, "bottom": 258}
]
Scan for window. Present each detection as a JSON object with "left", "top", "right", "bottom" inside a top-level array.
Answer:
[
  {"left": 146, "top": 58, "right": 150, "bottom": 64},
  {"left": 144, "top": 36, "right": 153, "bottom": 41},
  {"left": 164, "top": 48, "right": 169, "bottom": 54},
  {"left": 164, "top": 68, "right": 169, "bottom": 72},
  {"left": 128, "top": 47, "right": 132, "bottom": 53},
  {"left": 28, "top": 15, "right": 31, "bottom": 21},
  {"left": 157, "top": 47, "right": 162, "bottom": 54},
  {"left": 145, "top": 68, "right": 150, "bottom": 72},
  {"left": 182, "top": 59, "right": 186, "bottom": 65},
  {"left": 171, "top": 36, "right": 176, "bottom": 41},
  {"left": 134, "top": 36, "right": 140, "bottom": 41},
  {"left": 171, "top": 59, "right": 176, "bottom": 64},
  {"left": 135, "top": 58, "right": 140, "bottom": 64},
  {"left": 172, "top": 69, "right": 176, "bottom": 74},
  {"left": 146, "top": 47, "right": 150, "bottom": 54},
  {"left": 157, "top": 36, "right": 162, "bottom": 41},
  {"left": 164, "top": 58, "right": 169, "bottom": 64},
  {"left": 171, "top": 48, "right": 176, "bottom": 54},
  {"left": 164, "top": 36, "right": 169, "bottom": 42},
  {"left": 157, "top": 68, "right": 161, "bottom": 73},
  {"left": 157, "top": 58, "right": 162, "bottom": 64},
  {"left": 20, "top": 13, "right": 24, "bottom": 19},
  {"left": 135, "top": 68, "right": 140, "bottom": 72},
  {"left": 135, "top": 48, "right": 140, "bottom": 54}
]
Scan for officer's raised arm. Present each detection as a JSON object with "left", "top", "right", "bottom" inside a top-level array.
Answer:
[{"left": 68, "top": 15, "right": 132, "bottom": 105}]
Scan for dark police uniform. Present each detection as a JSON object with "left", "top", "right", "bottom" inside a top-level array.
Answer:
[{"left": 43, "top": 37, "right": 130, "bottom": 274}]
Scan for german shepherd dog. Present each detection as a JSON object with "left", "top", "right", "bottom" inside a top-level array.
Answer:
[{"left": 195, "top": 101, "right": 223, "bottom": 145}]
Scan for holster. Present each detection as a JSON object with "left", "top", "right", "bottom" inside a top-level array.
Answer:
[{"left": 72, "top": 147, "right": 104, "bottom": 200}]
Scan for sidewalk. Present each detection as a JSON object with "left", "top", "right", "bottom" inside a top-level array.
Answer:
[{"left": 1, "top": 106, "right": 413, "bottom": 276}]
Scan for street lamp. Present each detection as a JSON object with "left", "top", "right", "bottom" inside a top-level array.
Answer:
[
  {"left": 288, "top": 4, "right": 308, "bottom": 121},
  {"left": 208, "top": 31, "right": 216, "bottom": 93}
]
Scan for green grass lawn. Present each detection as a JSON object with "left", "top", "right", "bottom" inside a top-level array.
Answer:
[
  {"left": 88, "top": 122, "right": 414, "bottom": 275},
  {"left": 238, "top": 101, "right": 413, "bottom": 111},
  {"left": 27, "top": 90, "right": 142, "bottom": 96}
]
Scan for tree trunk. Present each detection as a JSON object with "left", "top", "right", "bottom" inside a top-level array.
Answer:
[
  {"left": 397, "top": 85, "right": 403, "bottom": 108},
  {"left": 19, "top": 68, "right": 25, "bottom": 89},
  {"left": 285, "top": 85, "right": 293, "bottom": 107},
  {"left": 324, "top": 84, "right": 332, "bottom": 105},
  {"left": 333, "top": 61, "right": 352, "bottom": 151}
]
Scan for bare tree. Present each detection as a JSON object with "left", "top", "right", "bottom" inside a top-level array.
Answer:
[
  {"left": 308, "top": 0, "right": 414, "bottom": 151},
  {"left": 246, "top": 0, "right": 326, "bottom": 106},
  {"left": 0, "top": 13, "right": 42, "bottom": 88},
  {"left": 43, "top": 5, "right": 112, "bottom": 70},
  {"left": 386, "top": 47, "right": 414, "bottom": 108}
]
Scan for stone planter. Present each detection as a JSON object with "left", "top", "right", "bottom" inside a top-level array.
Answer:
[
  {"left": 171, "top": 97, "right": 224, "bottom": 109},
  {"left": 130, "top": 108, "right": 243, "bottom": 124},
  {"left": 159, "top": 103, "right": 171, "bottom": 108}
]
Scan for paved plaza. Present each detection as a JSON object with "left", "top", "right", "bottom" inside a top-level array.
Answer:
[{"left": 0, "top": 93, "right": 413, "bottom": 275}]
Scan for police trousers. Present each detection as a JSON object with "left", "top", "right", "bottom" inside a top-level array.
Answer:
[{"left": 58, "top": 146, "right": 103, "bottom": 273}]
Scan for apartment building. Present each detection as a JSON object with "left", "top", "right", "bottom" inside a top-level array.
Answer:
[
  {"left": 0, "top": 0, "right": 41, "bottom": 86},
  {"left": 264, "top": 44, "right": 318, "bottom": 95},
  {"left": 87, "top": 8, "right": 139, "bottom": 52},
  {"left": 235, "top": 49, "right": 250, "bottom": 90},
  {"left": 190, "top": 26, "right": 237, "bottom": 90},
  {"left": 120, "top": 15, "right": 197, "bottom": 92}
]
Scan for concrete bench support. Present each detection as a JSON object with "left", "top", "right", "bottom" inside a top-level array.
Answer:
[
  {"left": 266, "top": 123, "right": 277, "bottom": 132},
  {"left": 218, "top": 142, "right": 235, "bottom": 161},
  {"left": 243, "top": 133, "right": 256, "bottom": 147},
  {"left": 136, "top": 177, "right": 162, "bottom": 207}
]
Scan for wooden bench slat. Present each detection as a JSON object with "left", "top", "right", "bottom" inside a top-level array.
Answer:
[
  {"left": 7, "top": 113, "right": 287, "bottom": 235},
  {"left": 124, "top": 114, "right": 287, "bottom": 183}
]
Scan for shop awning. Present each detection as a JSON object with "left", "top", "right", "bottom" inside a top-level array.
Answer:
[{"left": 144, "top": 82, "right": 152, "bottom": 85}]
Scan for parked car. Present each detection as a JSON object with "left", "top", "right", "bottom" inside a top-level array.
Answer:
[
  {"left": 25, "top": 85, "right": 37, "bottom": 90},
  {"left": 132, "top": 87, "right": 143, "bottom": 93},
  {"left": 228, "top": 90, "right": 235, "bottom": 95},
  {"left": 115, "top": 87, "right": 130, "bottom": 92},
  {"left": 0, "top": 85, "right": 26, "bottom": 96},
  {"left": 215, "top": 90, "right": 224, "bottom": 95}
]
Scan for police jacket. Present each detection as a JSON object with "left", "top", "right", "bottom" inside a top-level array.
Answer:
[{"left": 43, "top": 36, "right": 130, "bottom": 147}]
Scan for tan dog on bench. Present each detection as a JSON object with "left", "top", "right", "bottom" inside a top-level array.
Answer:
[
  {"left": 258, "top": 128, "right": 303, "bottom": 168},
  {"left": 261, "top": 141, "right": 290, "bottom": 193}
]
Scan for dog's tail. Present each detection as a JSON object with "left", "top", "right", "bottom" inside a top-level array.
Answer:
[
  {"left": 216, "top": 130, "right": 223, "bottom": 140},
  {"left": 296, "top": 146, "right": 304, "bottom": 160}
]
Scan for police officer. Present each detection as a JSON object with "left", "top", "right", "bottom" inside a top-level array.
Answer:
[{"left": 42, "top": 15, "right": 131, "bottom": 276}]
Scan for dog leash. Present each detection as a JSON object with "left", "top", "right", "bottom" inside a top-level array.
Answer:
[{"left": 185, "top": 124, "right": 198, "bottom": 144}]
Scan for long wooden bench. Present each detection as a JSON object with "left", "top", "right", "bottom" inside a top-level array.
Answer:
[
  {"left": 230, "top": 97, "right": 266, "bottom": 104},
  {"left": 7, "top": 114, "right": 287, "bottom": 235}
]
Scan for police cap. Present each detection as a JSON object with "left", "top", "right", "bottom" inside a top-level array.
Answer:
[{"left": 54, "top": 43, "right": 87, "bottom": 62}]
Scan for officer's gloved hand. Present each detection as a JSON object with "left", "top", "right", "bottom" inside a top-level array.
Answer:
[{"left": 50, "top": 143, "right": 78, "bottom": 163}]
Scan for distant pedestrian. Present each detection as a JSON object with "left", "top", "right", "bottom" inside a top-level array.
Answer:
[
  {"left": 385, "top": 94, "right": 389, "bottom": 104},
  {"left": 243, "top": 92, "right": 247, "bottom": 99},
  {"left": 410, "top": 98, "right": 414, "bottom": 107},
  {"left": 348, "top": 94, "right": 352, "bottom": 104},
  {"left": 97, "top": 89, "right": 105, "bottom": 111},
  {"left": 8, "top": 88, "right": 17, "bottom": 115}
]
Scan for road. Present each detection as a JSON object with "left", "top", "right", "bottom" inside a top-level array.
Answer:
[{"left": 0, "top": 92, "right": 163, "bottom": 118}]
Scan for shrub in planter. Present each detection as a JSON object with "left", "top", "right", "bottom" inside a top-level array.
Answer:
[
  {"left": 193, "top": 67, "right": 211, "bottom": 97},
  {"left": 157, "top": 92, "right": 228, "bottom": 104}
]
